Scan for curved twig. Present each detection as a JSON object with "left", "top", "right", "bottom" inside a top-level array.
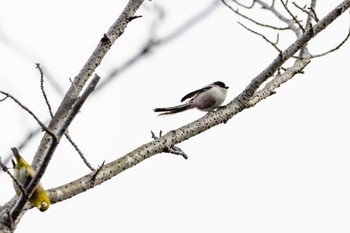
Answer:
[
  {"left": 238, "top": 22, "right": 282, "bottom": 53},
  {"left": 221, "top": 0, "right": 290, "bottom": 30},
  {"left": 312, "top": 27, "right": 350, "bottom": 58},
  {"left": 231, "top": 0, "right": 256, "bottom": 9}
]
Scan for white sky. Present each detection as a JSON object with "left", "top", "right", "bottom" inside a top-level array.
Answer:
[{"left": 0, "top": 0, "right": 349, "bottom": 232}]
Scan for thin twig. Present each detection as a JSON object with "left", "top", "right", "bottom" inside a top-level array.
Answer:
[
  {"left": 65, "top": 134, "right": 95, "bottom": 171},
  {"left": 304, "top": 0, "right": 317, "bottom": 31},
  {"left": 298, "top": 0, "right": 317, "bottom": 58},
  {"left": 255, "top": 0, "right": 300, "bottom": 36},
  {"left": 56, "top": 75, "right": 101, "bottom": 171},
  {"left": 230, "top": 0, "right": 256, "bottom": 9},
  {"left": 89, "top": 161, "right": 105, "bottom": 182},
  {"left": 221, "top": 0, "right": 290, "bottom": 30},
  {"left": 37, "top": 63, "right": 54, "bottom": 117},
  {"left": 0, "top": 95, "right": 8, "bottom": 101},
  {"left": 280, "top": 0, "right": 305, "bottom": 33},
  {"left": 0, "top": 91, "right": 56, "bottom": 140},
  {"left": 312, "top": 28, "right": 350, "bottom": 58},
  {"left": 309, "top": 7, "right": 319, "bottom": 22},
  {"left": 37, "top": 63, "right": 95, "bottom": 171},
  {"left": 238, "top": 21, "right": 282, "bottom": 53},
  {"left": 292, "top": 2, "right": 309, "bottom": 16},
  {"left": 58, "top": 74, "right": 101, "bottom": 140},
  {"left": 292, "top": 1, "right": 319, "bottom": 22}
]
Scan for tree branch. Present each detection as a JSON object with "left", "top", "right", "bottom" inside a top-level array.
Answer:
[
  {"left": 23, "top": 0, "right": 350, "bottom": 209},
  {"left": 255, "top": 0, "right": 301, "bottom": 36},
  {"left": 221, "top": 0, "right": 290, "bottom": 30},
  {"left": 311, "top": 26, "right": 350, "bottom": 58},
  {"left": 1, "top": 0, "right": 350, "bottom": 231},
  {"left": 97, "top": 0, "right": 220, "bottom": 90},
  {"left": 239, "top": 0, "right": 350, "bottom": 104},
  {"left": 238, "top": 21, "right": 282, "bottom": 52},
  {"left": 2, "top": 0, "right": 146, "bottom": 227},
  {"left": 280, "top": 0, "right": 305, "bottom": 33}
]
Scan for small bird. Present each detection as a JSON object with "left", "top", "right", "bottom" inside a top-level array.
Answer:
[
  {"left": 154, "top": 81, "right": 229, "bottom": 115},
  {"left": 11, "top": 147, "right": 50, "bottom": 212}
]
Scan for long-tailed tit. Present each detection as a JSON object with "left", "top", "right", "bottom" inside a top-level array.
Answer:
[{"left": 154, "top": 81, "right": 229, "bottom": 115}]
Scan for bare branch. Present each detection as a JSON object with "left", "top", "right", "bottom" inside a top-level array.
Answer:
[
  {"left": 280, "top": 0, "right": 305, "bottom": 33},
  {"left": 311, "top": 28, "right": 350, "bottom": 58},
  {"left": 292, "top": 2, "right": 309, "bottom": 16},
  {"left": 10, "top": 74, "right": 100, "bottom": 221},
  {"left": 3, "top": 0, "right": 153, "bottom": 176},
  {"left": 230, "top": 0, "right": 256, "bottom": 9},
  {"left": 304, "top": 0, "right": 317, "bottom": 30},
  {"left": 37, "top": 63, "right": 95, "bottom": 171},
  {"left": 292, "top": 2, "right": 319, "bottom": 22},
  {"left": 59, "top": 75, "right": 101, "bottom": 171},
  {"left": 238, "top": 21, "right": 282, "bottom": 53},
  {"left": 0, "top": 91, "right": 56, "bottom": 140},
  {"left": 37, "top": 63, "right": 54, "bottom": 118},
  {"left": 65, "top": 134, "right": 95, "bottom": 171},
  {"left": 10, "top": 0, "right": 348, "bottom": 212},
  {"left": 221, "top": 0, "right": 290, "bottom": 30},
  {"left": 8, "top": 0, "right": 108, "bottom": 217},
  {"left": 25, "top": 1, "right": 146, "bottom": 211},
  {"left": 255, "top": 0, "right": 300, "bottom": 36},
  {"left": 297, "top": 0, "right": 317, "bottom": 59},
  {"left": 248, "top": 59, "right": 311, "bottom": 106},
  {"left": 239, "top": 0, "right": 350, "bottom": 103},
  {"left": 309, "top": 7, "right": 319, "bottom": 22},
  {"left": 2, "top": 0, "right": 350, "bottom": 230},
  {"left": 97, "top": 0, "right": 219, "bottom": 90},
  {"left": 1, "top": 1, "right": 219, "bottom": 161}
]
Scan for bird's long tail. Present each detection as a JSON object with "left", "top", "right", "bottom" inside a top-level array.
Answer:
[{"left": 153, "top": 103, "right": 193, "bottom": 115}]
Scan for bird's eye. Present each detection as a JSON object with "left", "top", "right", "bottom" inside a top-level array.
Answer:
[{"left": 42, "top": 202, "right": 47, "bottom": 207}]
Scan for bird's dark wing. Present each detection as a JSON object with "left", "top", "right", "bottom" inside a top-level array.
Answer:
[{"left": 180, "top": 86, "right": 212, "bottom": 102}]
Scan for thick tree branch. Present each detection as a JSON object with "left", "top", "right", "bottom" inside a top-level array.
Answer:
[
  {"left": 0, "top": 0, "right": 147, "bottom": 229},
  {"left": 32, "top": 0, "right": 146, "bottom": 171}
]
